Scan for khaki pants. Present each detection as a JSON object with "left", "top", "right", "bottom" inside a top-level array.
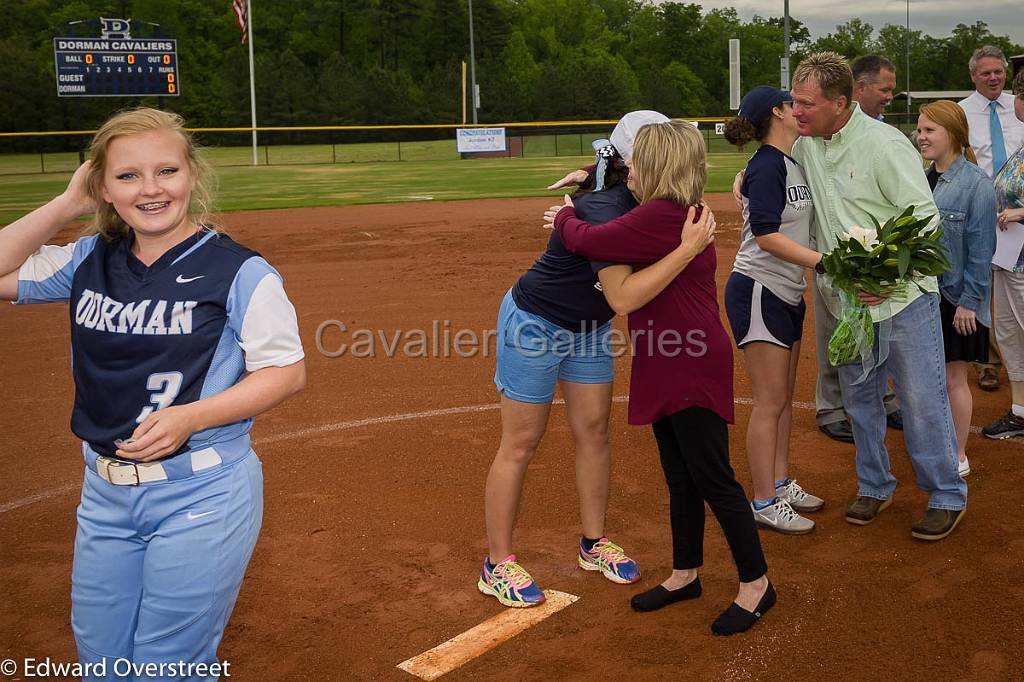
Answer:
[{"left": 992, "top": 269, "right": 1024, "bottom": 382}]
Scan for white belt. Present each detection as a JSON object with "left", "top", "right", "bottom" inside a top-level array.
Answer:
[{"left": 95, "top": 456, "right": 169, "bottom": 486}]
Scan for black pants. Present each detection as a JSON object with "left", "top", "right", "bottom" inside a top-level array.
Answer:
[{"left": 651, "top": 406, "right": 767, "bottom": 583}]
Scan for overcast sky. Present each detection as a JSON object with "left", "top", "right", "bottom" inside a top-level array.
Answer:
[{"left": 671, "top": 0, "right": 1024, "bottom": 43}]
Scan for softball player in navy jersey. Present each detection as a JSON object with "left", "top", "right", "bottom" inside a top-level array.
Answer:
[
  {"left": 723, "top": 86, "right": 825, "bottom": 536},
  {"left": 0, "top": 108, "right": 306, "bottom": 680}
]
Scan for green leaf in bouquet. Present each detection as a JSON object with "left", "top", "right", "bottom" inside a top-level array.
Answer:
[
  {"left": 846, "top": 238, "right": 868, "bottom": 254},
  {"left": 882, "top": 230, "right": 904, "bottom": 245},
  {"left": 897, "top": 246, "right": 910, "bottom": 278}
]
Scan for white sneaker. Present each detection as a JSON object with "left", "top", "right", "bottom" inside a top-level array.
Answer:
[
  {"left": 776, "top": 479, "right": 825, "bottom": 512},
  {"left": 958, "top": 456, "right": 970, "bottom": 478},
  {"left": 752, "top": 498, "right": 815, "bottom": 535}
]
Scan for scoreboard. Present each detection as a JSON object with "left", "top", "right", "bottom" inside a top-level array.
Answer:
[{"left": 53, "top": 37, "right": 179, "bottom": 97}]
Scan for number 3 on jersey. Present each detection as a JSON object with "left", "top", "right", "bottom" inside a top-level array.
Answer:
[{"left": 136, "top": 372, "right": 184, "bottom": 423}]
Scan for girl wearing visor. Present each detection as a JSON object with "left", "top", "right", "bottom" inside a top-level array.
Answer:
[
  {"left": 0, "top": 108, "right": 305, "bottom": 679},
  {"left": 724, "top": 86, "right": 826, "bottom": 535},
  {"left": 479, "top": 111, "right": 717, "bottom": 608}
]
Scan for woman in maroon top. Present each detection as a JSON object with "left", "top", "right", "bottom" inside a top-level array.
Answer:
[{"left": 544, "top": 120, "right": 774, "bottom": 635}]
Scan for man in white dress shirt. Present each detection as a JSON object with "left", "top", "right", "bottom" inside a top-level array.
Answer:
[{"left": 958, "top": 46, "right": 1024, "bottom": 391}]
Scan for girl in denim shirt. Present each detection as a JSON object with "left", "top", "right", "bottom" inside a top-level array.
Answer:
[{"left": 916, "top": 101, "right": 998, "bottom": 476}]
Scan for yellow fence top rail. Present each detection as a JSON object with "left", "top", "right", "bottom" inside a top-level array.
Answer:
[{"left": 0, "top": 118, "right": 732, "bottom": 138}]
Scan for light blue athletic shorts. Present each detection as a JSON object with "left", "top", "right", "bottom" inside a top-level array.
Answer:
[{"left": 494, "top": 289, "right": 614, "bottom": 403}]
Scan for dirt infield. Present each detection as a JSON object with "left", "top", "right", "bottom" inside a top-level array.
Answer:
[{"left": 1, "top": 195, "right": 1022, "bottom": 681}]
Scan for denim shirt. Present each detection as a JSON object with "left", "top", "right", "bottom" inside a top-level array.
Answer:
[{"left": 930, "top": 155, "right": 998, "bottom": 327}]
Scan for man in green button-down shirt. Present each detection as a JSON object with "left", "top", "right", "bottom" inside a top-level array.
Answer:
[{"left": 789, "top": 52, "right": 967, "bottom": 540}]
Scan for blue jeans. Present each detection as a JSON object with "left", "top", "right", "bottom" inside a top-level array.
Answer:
[{"left": 837, "top": 294, "right": 966, "bottom": 510}]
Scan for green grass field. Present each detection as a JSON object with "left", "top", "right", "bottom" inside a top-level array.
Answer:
[{"left": 0, "top": 150, "right": 749, "bottom": 225}]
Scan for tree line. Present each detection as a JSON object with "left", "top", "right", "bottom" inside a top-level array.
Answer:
[{"left": 1, "top": 0, "right": 1021, "bottom": 135}]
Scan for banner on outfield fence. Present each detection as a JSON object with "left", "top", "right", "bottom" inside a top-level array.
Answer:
[
  {"left": 53, "top": 18, "right": 179, "bottom": 97},
  {"left": 456, "top": 127, "right": 506, "bottom": 153}
]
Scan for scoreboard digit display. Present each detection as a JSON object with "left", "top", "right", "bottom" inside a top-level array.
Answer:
[{"left": 54, "top": 37, "right": 180, "bottom": 97}]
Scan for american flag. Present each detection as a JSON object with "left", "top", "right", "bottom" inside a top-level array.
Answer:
[{"left": 232, "top": 0, "right": 248, "bottom": 43}]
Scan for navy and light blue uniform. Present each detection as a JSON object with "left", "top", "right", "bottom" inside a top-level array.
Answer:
[
  {"left": 495, "top": 183, "right": 635, "bottom": 403},
  {"left": 17, "top": 229, "right": 303, "bottom": 679},
  {"left": 726, "top": 145, "right": 815, "bottom": 349}
]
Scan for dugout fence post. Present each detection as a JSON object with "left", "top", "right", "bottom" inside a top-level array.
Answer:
[
  {"left": 39, "top": 151, "right": 45, "bottom": 174},
  {"left": 398, "top": 140, "right": 402, "bottom": 161},
  {"left": 264, "top": 145, "right": 269, "bottom": 166},
  {"left": 332, "top": 143, "right": 336, "bottom": 164}
]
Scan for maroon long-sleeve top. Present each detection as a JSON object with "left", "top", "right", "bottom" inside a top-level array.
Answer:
[{"left": 555, "top": 199, "right": 734, "bottom": 425}]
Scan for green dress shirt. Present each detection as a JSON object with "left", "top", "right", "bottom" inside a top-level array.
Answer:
[{"left": 793, "top": 103, "right": 939, "bottom": 322}]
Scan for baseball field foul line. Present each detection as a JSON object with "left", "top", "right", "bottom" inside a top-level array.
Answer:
[
  {"left": 396, "top": 589, "right": 579, "bottom": 680},
  {"left": 256, "top": 395, "right": 815, "bottom": 445},
  {"left": 0, "top": 483, "right": 78, "bottom": 515},
  {"left": 0, "top": 397, "right": 1016, "bottom": 516}
]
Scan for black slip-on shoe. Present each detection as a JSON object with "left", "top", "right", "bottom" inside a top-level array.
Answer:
[
  {"left": 711, "top": 581, "right": 776, "bottom": 636},
  {"left": 630, "top": 577, "right": 702, "bottom": 612}
]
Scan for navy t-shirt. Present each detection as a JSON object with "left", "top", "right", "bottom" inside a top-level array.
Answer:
[
  {"left": 733, "top": 144, "right": 814, "bottom": 305},
  {"left": 512, "top": 182, "right": 637, "bottom": 330}
]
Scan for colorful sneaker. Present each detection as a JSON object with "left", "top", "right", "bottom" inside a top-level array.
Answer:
[
  {"left": 752, "top": 498, "right": 815, "bottom": 535},
  {"left": 577, "top": 537, "right": 640, "bottom": 584},
  {"left": 776, "top": 479, "right": 825, "bottom": 512},
  {"left": 982, "top": 411, "right": 1024, "bottom": 440},
  {"left": 478, "top": 555, "right": 546, "bottom": 608}
]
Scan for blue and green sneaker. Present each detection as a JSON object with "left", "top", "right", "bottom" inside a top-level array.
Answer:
[
  {"left": 577, "top": 537, "right": 640, "bottom": 584},
  {"left": 478, "top": 554, "right": 546, "bottom": 608}
]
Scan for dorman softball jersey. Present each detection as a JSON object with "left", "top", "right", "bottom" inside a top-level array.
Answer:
[
  {"left": 733, "top": 144, "right": 814, "bottom": 305},
  {"left": 17, "top": 230, "right": 304, "bottom": 465}
]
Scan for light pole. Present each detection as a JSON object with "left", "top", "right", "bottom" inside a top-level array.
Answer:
[
  {"left": 906, "top": 0, "right": 911, "bottom": 114},
  {"left": 782, "top": 0, "right": 791, "bottom": 89},
  {"left": 468, "top": 0, "right": 478, "bottom": 124}
]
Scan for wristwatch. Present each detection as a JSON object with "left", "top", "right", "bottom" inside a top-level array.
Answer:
[{"left": 814, "top": 257, "right": 826, "bottom": 275}]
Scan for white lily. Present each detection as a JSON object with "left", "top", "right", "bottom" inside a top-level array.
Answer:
[{"left": 843, "top": 225, "right": 879, "bottom": 249}]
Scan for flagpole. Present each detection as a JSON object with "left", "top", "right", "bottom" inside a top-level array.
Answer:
[{"left": 246, "top": 0, "right": 258, "bottom": 165}]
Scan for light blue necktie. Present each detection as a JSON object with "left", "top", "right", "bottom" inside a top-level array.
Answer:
[{"left": 990, "top": 100, "right": 1008, "bottom": 175}]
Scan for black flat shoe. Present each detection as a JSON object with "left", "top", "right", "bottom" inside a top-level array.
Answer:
[
  {"left": 630, "top": 577, "right": 702, "bottom": 612},
  {"left": 711, "top": 581, "right": 776, "bottom": 635},
  {"left": 818, "top": 420, "right": 855, "bottom": 444},
  {"left": 886, "top": 409, "right": 904, "bottom": 431}
]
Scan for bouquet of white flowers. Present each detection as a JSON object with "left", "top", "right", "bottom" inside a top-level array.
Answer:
[{"left": 820, "top": 207, "right": 950, "bottom": 365}]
